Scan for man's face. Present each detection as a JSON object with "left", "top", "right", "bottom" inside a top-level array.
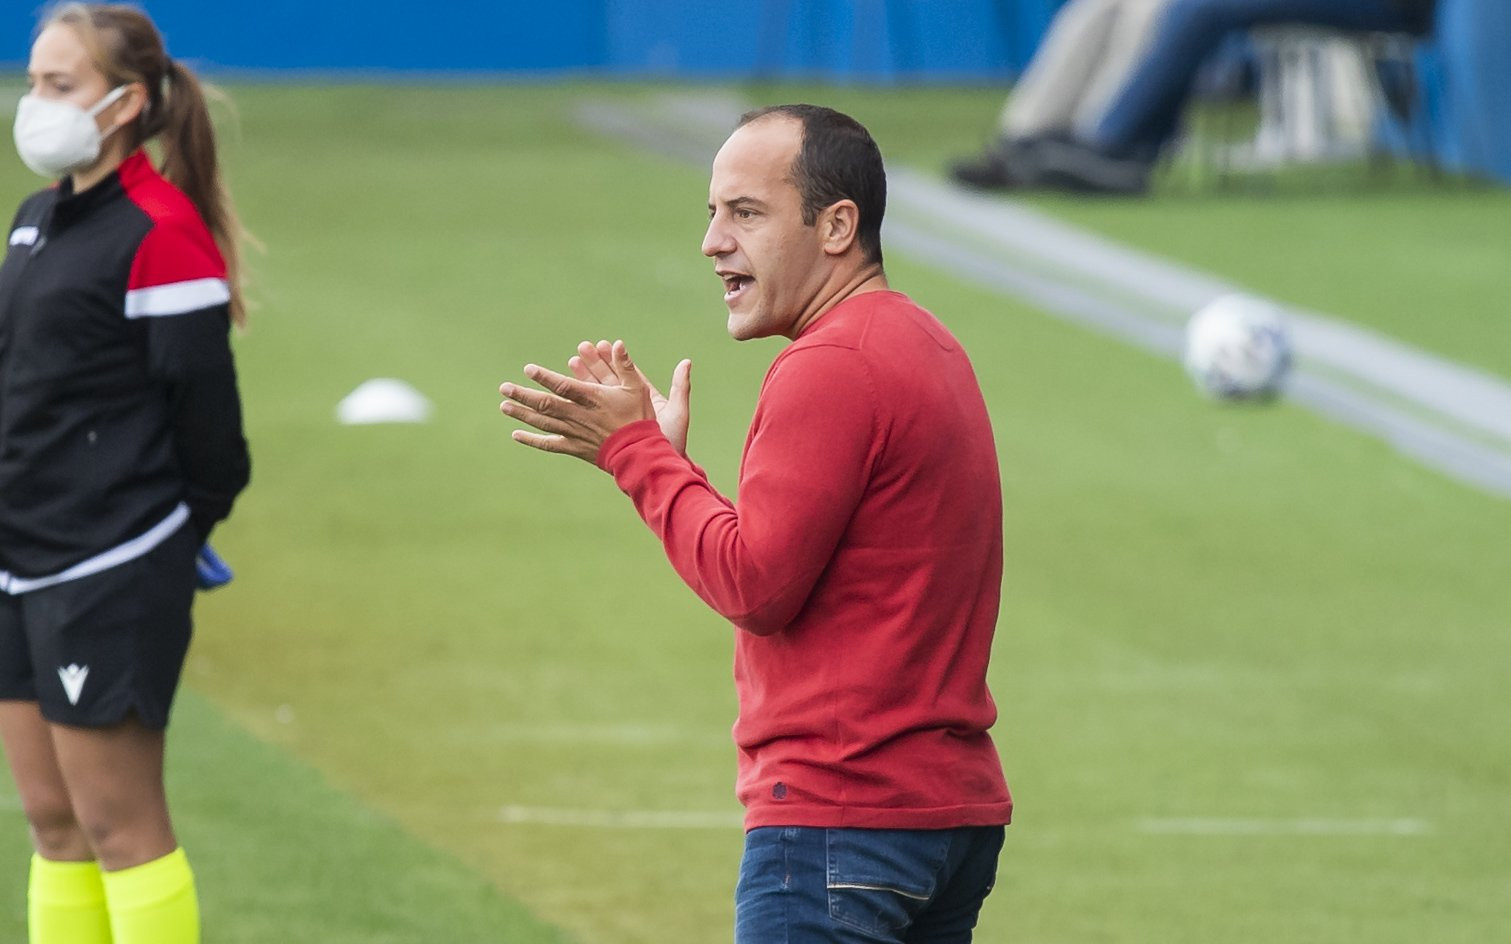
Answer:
[{"left": 702, "top": 117, "right": 829, "bottom": 341}]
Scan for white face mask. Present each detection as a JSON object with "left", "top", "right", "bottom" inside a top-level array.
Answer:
[{"left": 12, "top": 85, "right": 128, "bottom": 179}]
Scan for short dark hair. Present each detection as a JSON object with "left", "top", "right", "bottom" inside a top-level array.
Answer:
[{"left": 738, "top": 104, "right": 886, "bottom": 267}]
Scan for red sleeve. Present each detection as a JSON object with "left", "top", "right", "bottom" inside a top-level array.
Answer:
[
  {"left": 600, "top": 345, "right": 877, "bottom": 636},
  {"left": 129, "top": 210, "right": 225, "bottom": 284},
  {"left": 125, "top": 210, "right": 228, "bottom": 321},
  {"left": 121, "top": 209, "right": 233, "bottom": 381}
]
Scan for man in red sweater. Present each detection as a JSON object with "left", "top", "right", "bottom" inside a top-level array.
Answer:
[{"left": 500, "top": 104, "right": 1011, "bottom": 943}]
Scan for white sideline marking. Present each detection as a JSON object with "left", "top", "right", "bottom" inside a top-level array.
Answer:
[
  {"left": 1136, "top": 816, "right": 1432, "bottom": 836},
  {"left": 882, "top": 217, "right": 1511, "bottom": 500},
  {"left": 497, "top": 805, "right": 742, "bottom": 830}
]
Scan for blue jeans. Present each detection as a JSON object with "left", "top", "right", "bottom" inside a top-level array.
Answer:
[
  {"left": 1091, "top": 0, "right": 1425, "bottom": 155},
  {"left": 734, "top": 826, "right": 1005, "bottom": 944}
]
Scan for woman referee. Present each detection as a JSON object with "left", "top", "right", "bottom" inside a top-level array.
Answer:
[{"left": 0, "top": 4, "right": 250, "bottom": 942}]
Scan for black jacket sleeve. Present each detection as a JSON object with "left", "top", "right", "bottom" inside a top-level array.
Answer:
[{"left": 149, "top": 304, "right": 251, "bottom": 539}]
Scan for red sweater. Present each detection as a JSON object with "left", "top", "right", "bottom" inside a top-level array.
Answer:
[{"left": 599, "top": 291, "right": 1011, "bottom": 830}]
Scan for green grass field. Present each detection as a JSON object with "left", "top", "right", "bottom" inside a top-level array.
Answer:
[{"left": 1, "top": 83, "right": 1509, "bottom": 942}]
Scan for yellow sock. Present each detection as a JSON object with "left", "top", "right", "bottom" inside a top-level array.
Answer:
[
  {"left": 102, "top": 847, "right": 199, "bottom": 944},
  {"left": 27, "top": 854, "right": 112, "bottom": 944}
]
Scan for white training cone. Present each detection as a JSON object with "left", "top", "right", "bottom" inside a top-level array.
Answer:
[{"left": 336, "top": 378, "right": 433, "bottom": 425}]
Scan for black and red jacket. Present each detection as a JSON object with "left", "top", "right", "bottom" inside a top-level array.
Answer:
[{"left": 0, "top": 150, "right": 249, "bottom": 589}]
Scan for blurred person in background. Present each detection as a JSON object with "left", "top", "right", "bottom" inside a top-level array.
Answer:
[
  {"left": 0, "top": 4, "right": 250, "bottom": 943},
  {"left": 953, "top": 0, "right": 1437, "bottom": 194},
  {"left": 500, "top": 104, "right": 1012, "bottom": 943},
  {"left": 952, "top": 0, "right": 1179, "bottom": 189}
]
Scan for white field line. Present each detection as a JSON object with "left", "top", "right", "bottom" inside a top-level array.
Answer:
[
  {"left": 497, "top": 804, "right": 743, "bottom": 830},
  {"left": 578, "top": 93, "right": 1511, "bottom": 501},
  {"left": 1136, "top": 816, "right": 1433, "bottom": 837},
  {"left": 883, "top": 218, "right": 1511, "bottom": 500},
  {"left": 498, "top": 805, "right": 1432, "bottom": 836}
]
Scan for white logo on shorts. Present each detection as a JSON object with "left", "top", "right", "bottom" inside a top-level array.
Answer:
[{"left": 58, "top": 664, "right": 90, "bottom": 706}]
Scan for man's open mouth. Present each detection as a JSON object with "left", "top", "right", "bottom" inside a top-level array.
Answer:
[{"left": 721, "top": 273, "right": 752, "bottom": 301}]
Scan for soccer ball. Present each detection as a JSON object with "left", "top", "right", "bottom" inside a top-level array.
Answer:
[{"left": 1182, "top": 294, "right": 1293, "bottom": 400}]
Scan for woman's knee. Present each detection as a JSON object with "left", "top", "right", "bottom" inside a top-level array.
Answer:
[
  {"left": 67, "top": 795, "right": 176, "bottom": 869},
  {"left": 22, "top": 792, "right": 90, "bottom": 859}
]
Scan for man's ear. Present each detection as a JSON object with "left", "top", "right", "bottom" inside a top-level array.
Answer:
[{"left": 818, "top": 200, "right": 861, "bottom": 256}]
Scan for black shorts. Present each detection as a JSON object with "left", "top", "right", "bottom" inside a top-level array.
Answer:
[{"left": 0, "top": 524, "right": 197, "bottom": 729}]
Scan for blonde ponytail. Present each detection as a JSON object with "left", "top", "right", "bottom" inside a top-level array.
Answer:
[{"left": 157, "top": 59, "right": 249, "bottom": 327}]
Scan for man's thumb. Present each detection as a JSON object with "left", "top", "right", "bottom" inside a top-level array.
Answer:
[{"left": 670, "top": 359, "right": 692, "bottom": 407}]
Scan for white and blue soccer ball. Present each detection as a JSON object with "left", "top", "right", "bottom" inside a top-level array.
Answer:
[{"left": 1183, "top": 294, "right": 1293, "bottom": 400}]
